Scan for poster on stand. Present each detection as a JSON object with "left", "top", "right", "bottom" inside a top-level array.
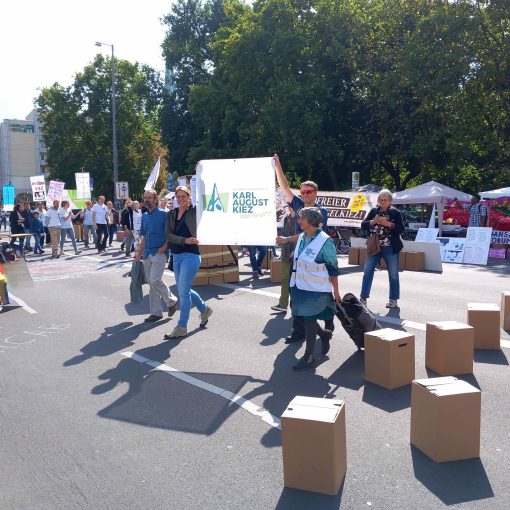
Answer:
[
  {"left": 75, "top": 173, "right": 91, "bottom": 199},
  {"left": 415, "top": 228, "right": 439, "bottom": 243},
  {"left": 491, "top": 230, "right": 510, "bottom": 245},
  {"left": 196, "top": 157, "right": 277, "bottom": 245},
  {"left": 30, "top": 176, "right": 46, "bottom": 202},
  {"left": 438, "top": 237, "right": 466, "bottom": 263},
  {"left": 2, "top": 185, "right": 15, "bottom": 211},
  {"left": 463, "top": 227, "right": 492, "bottom": 265}
]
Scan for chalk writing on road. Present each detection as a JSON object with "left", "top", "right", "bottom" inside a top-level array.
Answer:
[{"left": 0, "top": 323, "right": 70, "bottom": 353}]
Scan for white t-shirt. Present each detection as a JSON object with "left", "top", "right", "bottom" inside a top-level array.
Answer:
[
  {"left": 58, "top": 208, "right": 73, "bottom": 228},
  {"left": 132, "top": 210, "right": 143, "bottom": 231},
  {"left": 93, "top": 203, "right": 107, "bottom": 224},
  {"left": 46, "top": 207, "right": 61, "bottom": 227}
]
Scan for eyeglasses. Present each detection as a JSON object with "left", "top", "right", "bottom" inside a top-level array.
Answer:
[{"left": 300, "top": 189, "right": 316, "bottom": 196}]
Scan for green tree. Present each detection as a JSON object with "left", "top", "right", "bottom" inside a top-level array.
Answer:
[{"left": 36, "top": 55, "right": 163, "bottom": 199}]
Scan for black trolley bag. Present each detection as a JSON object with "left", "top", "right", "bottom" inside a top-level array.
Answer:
[{"left": 336, "top": 292, "right": 381, "bottom": 350}]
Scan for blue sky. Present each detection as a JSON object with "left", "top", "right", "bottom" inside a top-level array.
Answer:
[{"left": 1, "top": 0, "right": 173, "bottom": 121}]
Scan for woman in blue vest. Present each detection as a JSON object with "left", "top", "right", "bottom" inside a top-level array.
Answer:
[{"left": 289, "top": 207, "right": 341, "bottom": 370}]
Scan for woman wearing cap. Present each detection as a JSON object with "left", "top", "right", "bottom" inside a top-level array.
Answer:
[
  {"left": 360, "top": 189, "right": 405, "bottom": 308},
  {"left": 289, "top": 207, "right": 341, "bottom": 370},
  {"left": 164, "top": 186, "right": 212, "bottom": 339}
]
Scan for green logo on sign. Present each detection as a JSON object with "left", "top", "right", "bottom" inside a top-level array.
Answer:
[{"left": 203, "top": 183, "right": 229, "bottom": 213}]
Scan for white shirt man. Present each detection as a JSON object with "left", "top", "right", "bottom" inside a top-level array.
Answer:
[
  {"left": 93, "top": 196, "right": 108, "bottom": 253},
  {"left": 45, "top": 200, "right": 62, "bottom": 258}
]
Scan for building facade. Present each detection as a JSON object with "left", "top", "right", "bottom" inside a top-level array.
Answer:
[{"left": 0, "top": 110, "right": 48, "bottom": 202}]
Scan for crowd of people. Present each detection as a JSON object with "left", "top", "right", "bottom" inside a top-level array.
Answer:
[{"left": 1, "top": 155, "right": 407, "bottom": 370}]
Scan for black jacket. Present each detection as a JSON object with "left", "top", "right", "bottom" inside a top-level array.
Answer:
[
  {"left": 121, "top": 206, "right": 134, "bottom": 229},
  {"left": 361, "top": 206, "right": 405, "bottom": 253}
]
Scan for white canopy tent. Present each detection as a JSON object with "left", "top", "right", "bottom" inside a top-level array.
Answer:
[
  {"left": 479, "top": 186, "right": 510, "bottom": 199},
  {"left": 392, "top": 181, "right": 472, "bottom": 234}
]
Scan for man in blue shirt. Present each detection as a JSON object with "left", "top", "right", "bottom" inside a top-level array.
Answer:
[
  {"left": 273, "top": 154, "right": 333, "bottom": 344},
  {"left": 135, "top": 189, "right": 177, "bottom": 322}
]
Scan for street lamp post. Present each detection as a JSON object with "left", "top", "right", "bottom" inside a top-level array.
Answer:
[{"left": 95, "top": 41, "right": 118, "bottom": 205}]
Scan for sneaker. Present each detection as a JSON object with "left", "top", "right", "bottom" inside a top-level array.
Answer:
[
  {"left": 75, "top": 250, "right": 82, "bottom": 255},
  {"left": 59, "top": 250, "right": 65, "bottom": 256},
  {"left": 271, "top": 305, "right": 287, "bottom": 313},
  {"left": 293, "top": 355, "right": 315, "bottom": 371},
  {"left": 168, "top": 302, "right": 177, "bottom": 318},
  {"left": 200, "top": 306, "right": 213, "bottom": 327},
  {"left": 386, "top": 299, "right": 398, "bottom": 308},
  {"left": 144, "top": 314, "right": 163, "bottom": 322},
  {"left": 164, "top": 326, "right": 187, "bottom": 339},
  {"left": 285, "top": 335, "right": 304, "bottom": 344}
]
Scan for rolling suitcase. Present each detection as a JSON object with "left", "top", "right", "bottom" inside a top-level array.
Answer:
[{"left": 336, "top": 292, "right": 381, "bottom": 350}]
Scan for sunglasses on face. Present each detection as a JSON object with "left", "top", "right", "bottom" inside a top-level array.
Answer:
[{"left": 300, "top": 189, "right": 316, "bottom": 196}]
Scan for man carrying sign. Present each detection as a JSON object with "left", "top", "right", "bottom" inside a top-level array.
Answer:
[{"left": 273, "top": 154, "right": 333, "bottom": 344}]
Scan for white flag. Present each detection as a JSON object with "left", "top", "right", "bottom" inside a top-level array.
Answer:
[{"left": 144, "top": 158, "right": 161, "bottom": 191}]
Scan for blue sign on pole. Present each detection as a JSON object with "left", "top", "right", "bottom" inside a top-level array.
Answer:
[
  {"left": 89, "top": 178, "right": 94, "bottom": 191},
  {"left": 2, "top": 185, "right": 15, "bottom": 206}
]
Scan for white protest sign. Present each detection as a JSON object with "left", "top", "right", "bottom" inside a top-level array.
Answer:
[
  {"left": 463, "top": 227, "right": 492, "bottom": 265},
  {"left": 491, "top": 230, "right": 510, "bottom": 245},
  {"left": 30, "top": 175, "right": 46, "bottom": 202},
  {"left": 415, "top": 228, "right": 439, "bottom": 243},
  {"left": 196, "top": 157, "right": 277, "bottom": 245},
  {"left": 46, "top": 180, "right": 65, "bottom": 204},
  {"left": 75, "top": 172, "right": 91, "bottom": 199},
  {"left": 190, "top": 175, "right": 197, "bottom": 206}
]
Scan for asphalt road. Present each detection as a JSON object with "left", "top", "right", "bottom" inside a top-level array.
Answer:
[{"left": 1, "top": 243, "right": 509, "bottom": 510}]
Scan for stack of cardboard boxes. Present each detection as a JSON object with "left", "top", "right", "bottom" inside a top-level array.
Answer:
[
  {"left": 192, "top": 245, "right": 239, "bottom": 286},
  {"left": 348, "top": 247, "right": 425, "bottom": 271}
]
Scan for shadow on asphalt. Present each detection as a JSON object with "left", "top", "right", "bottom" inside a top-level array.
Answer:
[
  {"left": 411, "top": 447, "right": 494, "bottom": 505},
  {"left": 362, "top": 382, "right": 411, "bottom": 413},
  {"left": 459, "top": 257, "right": 510, "bottom": 278},
  {"left": 63, "top": 320, "right": 168, "bottom": 366},
  {"left": 275, "top": 481, "right": 344, "bottom": 510},
  {"left": 474, "top": 349, "right": 509, "bottom": 365},
  {"left": 327, "top": 351, "right": 365, "bottom": 391}
]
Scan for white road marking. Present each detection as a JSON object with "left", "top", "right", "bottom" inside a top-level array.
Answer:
[
  {"left": 7, "top": 293, "right": 37, "bottom": 314},
  {"left": 215, "top": 282, "right": 280, "bottom": 298},
  {"left": 501, "top": 339, "right": 510, "bottom": 349},
  {"left": 121, "top": 351, "right": 281, "bottom": 429}
]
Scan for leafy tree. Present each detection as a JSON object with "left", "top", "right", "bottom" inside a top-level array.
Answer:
[{"left": 36, "top": 55, "right": 163, "bottom": 199}]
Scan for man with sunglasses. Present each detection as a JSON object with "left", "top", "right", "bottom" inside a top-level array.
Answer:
[{"left": 273, "top": 154, "right": 333, "bottom": 345}]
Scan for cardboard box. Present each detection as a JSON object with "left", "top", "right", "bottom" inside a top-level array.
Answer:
[
  {"left": 491, "top": 243, "right": 508, "bottom": 249},
  {"left": 192, "top": 269, "right": 208, "bottom": 286},
  {"left": 222, "top": 266, "right": 240, "bottom": 283},
  {"left": 261, "top": 250, "right": 272, "bottom": 270},
  {"left": 467, "top": 303, "right": 501, "bottom": 350},
  {"left": 348, "top": 247, "right": 360, "bottom": 265},
  {"left": 281, "top": 396, "right": 346, "bottom": 495},
  {"left": 201, "top": 245, "right": 228, "bottom": 267},
  {"left": 222, "top": 246, "right": 237, "bottom": 265},
  {"left": 405, "top": 251, "right": 425, "bottom": 271},
  {"left": 358, "top": 247, "right": 367, "bottom": 266},
  {"left": 425, "top": 321, "right": 474, "bottom": 375},
  {"left": 270, "top": 259, "right": 282, "bottom": 283},
  {"left": 364, "top": 328, "right": 415, "bottom": 389},
  {"left": 410, "top": 377, "right": 481, "bottom": 462},
  {"left": 502, "top": 291, "right": 510, "bottom": 330},
  {"left": 380, "top": 252, "right": 405, "bottom": 271}
]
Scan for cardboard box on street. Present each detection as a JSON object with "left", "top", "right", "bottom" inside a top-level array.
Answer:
[
  {"left": 282, "top": 396, "right": 346, "bottom": 495},
  {"left": 348, "top": 247, "right": 360, "bottom": 265},
  {"left": 410, "top": 377, "right": 481, "bottom": 463},
  {"left": 261, "top": 251, "right": 272, "bottom": 270},
  {"left": 425, "top": 321, "right": 474, "bottom": 375},
  {"left": 404, "top": 251, "right": 425, "bottom": 271},
  {"left": 222, "top": 266, "right": 240, "bottom": 283},
  {"left": 502, "top": 292, "right": 510, "bottom": 330},
  {"left": 270, "top": 259, "right": 282, "bottom": 283},
  {"left": 192, "top": 269, "right": 208, "bottom": 286},
  {"left": 364, "top": 328, "right": 415, "bottom": 389},
  {"left": 201, "top": 245, "right": 228, "bottom": 267},
  {"left": 358, "top": 247, "right": 367, "bottom": 266},
  {"left": 467, "top": 303, "right": 501, "bottom": 350},
  {"left": 380, "top": 252, "right": 406, "bottom": 271}
]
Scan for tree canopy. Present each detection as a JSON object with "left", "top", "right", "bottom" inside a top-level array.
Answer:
[{"left": 161, "top": 0, "right": 510, "bottom": 192}]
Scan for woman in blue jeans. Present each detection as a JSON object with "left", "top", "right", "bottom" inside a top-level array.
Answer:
[
  {"left": 164, "top": 186, "right": 212, "bottom": 339},
  {"left": 360, "top": 189, "right": 405, "bottom": 308}
]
